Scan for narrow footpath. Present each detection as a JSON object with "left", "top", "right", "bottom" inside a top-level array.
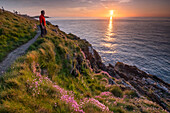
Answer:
[{"left": 0, "top": 27, "right": 41, "bottom": 76}]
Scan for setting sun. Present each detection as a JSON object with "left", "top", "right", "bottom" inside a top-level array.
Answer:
[{"left": 110, "top": 10, "right": 114, "bottom": 16}]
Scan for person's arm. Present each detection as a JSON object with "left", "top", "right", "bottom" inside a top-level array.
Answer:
[
  {"left": 39, "top": 16, "right": 45, "bottom": 29},
  {"left": 40, "top": 23, "right": 45, "bottom": 29}
]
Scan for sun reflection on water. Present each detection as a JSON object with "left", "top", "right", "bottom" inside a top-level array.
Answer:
[
  {"left": 109, "top": 16, "right": 113, "bottom": 33},
  {"left": 105, "top": 16, "right": 115, "bottom": 41},
  {"left": 101, "top": 16, "right": 117, "bottom": 53}
]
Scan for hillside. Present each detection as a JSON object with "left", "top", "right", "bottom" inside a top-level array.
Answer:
[
  {"left": 0, "top": 9, "right": 37, "bottom": 62},
  {"left": 0, "top": 9, "right": 169, "bottom": 113}
]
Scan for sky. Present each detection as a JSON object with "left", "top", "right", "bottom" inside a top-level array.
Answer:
[{"left": 0, "top": 0, "right": 170, "bottom": 17}]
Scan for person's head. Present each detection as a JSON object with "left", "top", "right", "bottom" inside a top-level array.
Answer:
[{"left": 41, "top": 10, "right": 45, "bottom": 16}]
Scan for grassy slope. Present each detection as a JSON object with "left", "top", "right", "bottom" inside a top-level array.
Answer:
[
  {"left": 0, "top": 11, "right": 168, "bottom": 113},
  {"left": 0, "top": 9, "right": 37, "bottom": 62}
]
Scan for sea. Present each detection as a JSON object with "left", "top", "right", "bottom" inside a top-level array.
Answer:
[{"left": 46, "top": 17, "right": 170, "bottom": 83}]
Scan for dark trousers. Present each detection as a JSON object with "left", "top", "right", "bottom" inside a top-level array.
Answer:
[{"left": 40, "top": 26, "right": 47, "bottom": 37}]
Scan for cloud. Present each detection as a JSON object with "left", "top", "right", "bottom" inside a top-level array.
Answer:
[
  {"left": 1, "top": 0, "right": 170, "bottom": 17},
  {"left": 119, "top": 0, "right": 132, "bottom": 3},
  {"left": 100, "top": 0, "right": 132, "bottom": 3},
  {"left": 99, "top": 0, "right": 132, "bottom": 10}
]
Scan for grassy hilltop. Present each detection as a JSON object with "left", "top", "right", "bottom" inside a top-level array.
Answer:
[
  {"left": 0, "top": 9, "right": 37, "bottom": 62},
  {"left": 0, "top": 9, "right": 168, "bottom": 113}
]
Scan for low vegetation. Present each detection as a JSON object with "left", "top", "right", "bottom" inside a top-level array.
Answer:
[{"left": 0, "top": 9, "right": 37, "bottom": 61}]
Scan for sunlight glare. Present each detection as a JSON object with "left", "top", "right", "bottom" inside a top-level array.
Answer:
[
  {"left": 104, "top": 15, "right": 115, "bottom": 42},
  {"left": 110, "top": 10, "right": 114, "bottom": 16}
]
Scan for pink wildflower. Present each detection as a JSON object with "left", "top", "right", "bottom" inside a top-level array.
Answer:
[
  {"left": 80, "top": 50, "right": 86, "bottom": 59},
  {"left": 100, "top": 92, "right": 112, "bottom": 97},
  {"left": 60, "top": 95, "right": 84, "bottom": 113},
  {"left": 100, "top": 71, "right": 112, "bottom": 78},
  {"left": 84, "top": 98, "right": 111, "bottom": 112},
  {"left": 101, "top": 78, "right": 109, "bottom": 83}
]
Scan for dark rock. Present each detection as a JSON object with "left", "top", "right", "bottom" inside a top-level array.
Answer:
[
  {"left": 94, "top": 50, "right": 107, "bottom": 71},
  {"left": 46, "top": 21, "right": 52, "bottom": 25},
  {"left": 73, "top": 36, "right": 80, "bottom": 40},
  {"left": 76, "top": 54, "right": 83, "bottom": 65},
  {"left": 80, "top": 43, "right": 106, "bottom": 72},
  {"left": 82, "top": 39, "right": 87, "bottom": 41},
  {"left": 114, "top": 62, "right": 170, "bottom": 112},
  {"left": 150, "top": 74, "right": 170, "bottom": 87},
  {"left": 146, "top": 78, "right": 156, "bottom": 85},
  {"left": 108, "top": 63, "right": 114, "bottom": 68},
  {"left": 70, "top": 68, "right": 79, "bottom": 77},
  {"left": 109, "top": 78, "right": 116, "bottom": 85},
  {"left": 55, "top": 25, "right": 59, "bottom": 28}
]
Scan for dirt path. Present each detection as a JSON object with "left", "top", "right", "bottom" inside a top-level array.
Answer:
[{"left": 0, "top": 27, "right": 40, "bottom": 76}]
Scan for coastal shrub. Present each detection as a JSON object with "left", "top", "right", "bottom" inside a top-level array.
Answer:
[
  {"left": 4, "top": 78, "right": 21, "bottom": 89},
  {"left": 0, "top": 35, "right": 7, "bottom": 42},
  {"left": 110, "top": 85, "right": 123, "bottom": 97},
  {"left": 109, "top": 107, "right": 125, "bottom": 113},
  {"left": 84, "top": 91, "right": 92, "bottom": 97},
  {"left": 83, "top": 103, "right": 104, "bottom": 113},
  {"left": 124, "top": 90, "right": 138, "bottom": 98},
  {"left": 101, "top": 78, "right": 108, "bottom": 84},
  {"left": 0, "top": 28, "right": 2, "bottom": 34},
  {"left": 27, "top": 38, "right": 45, "bottom": 51},
  {"left": 125, "top": 104, "right": 135, "bottom": 111},
  {"left": 94, "top": 74, "right": 103, "bottom": 80},
  {"left": 0, "top": 53, "right": 4, "bottom": 61},
  {"left": 81, "top": 68, "right": 90, "bottom": 76}
]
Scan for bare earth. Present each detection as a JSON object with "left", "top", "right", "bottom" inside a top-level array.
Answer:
[{"left": 0, "top": 27, "right": 40, "bottom": 76}]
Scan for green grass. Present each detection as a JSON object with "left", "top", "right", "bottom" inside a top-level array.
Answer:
[
  {"left": 0, "top": 9, "right": 37, "bottom": 62},
  {"left": 110, "top": 85, "right": 123, "bottom": 97},
  {"left": 124, "top": 90, "right": 138, "bottom": 98}
]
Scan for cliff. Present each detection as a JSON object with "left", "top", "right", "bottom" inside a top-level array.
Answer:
[
  {"left": 0, "top": 9, "right": 169, "bottom": 113},
  {"left": 69, "top": 33, "right": 170, "bottom": 112}
]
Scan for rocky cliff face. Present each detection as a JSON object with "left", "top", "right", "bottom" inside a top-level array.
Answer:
[
  {"left": 75, "top": 37, "right": 170, "bottom": 112},
  {"left": 114, "top": 62, "right": 170, "bottom": 111}
]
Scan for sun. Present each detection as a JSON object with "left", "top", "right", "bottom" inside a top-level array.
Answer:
[{"left": 110, "top": 10, "right": 114, "bottom": 16}]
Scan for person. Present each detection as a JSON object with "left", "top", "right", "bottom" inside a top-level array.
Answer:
[
  {"left": 2, "top": 6, "right": 4, "bottom": 12},
  {"left": 39, "top": 10, "right": 47, "bottom": 37}
]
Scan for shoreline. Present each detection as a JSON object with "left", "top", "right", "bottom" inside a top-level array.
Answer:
[{"left": 65, "top": 31, "right": 170, "bottom": 111}]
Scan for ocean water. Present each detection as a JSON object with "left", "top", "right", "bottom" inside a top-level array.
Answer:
[{"left": 47, "top": 17, "right": 170, "bottom": 83}]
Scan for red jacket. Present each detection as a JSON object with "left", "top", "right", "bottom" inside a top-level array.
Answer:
[{"left": 39, "top": 14, "right": 46, "bottom": 26}]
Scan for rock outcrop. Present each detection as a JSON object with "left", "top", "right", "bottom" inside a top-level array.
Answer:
[
  {"left": 75, "top": 37, "right": 170, "bottom": 112},
  {"left": 77, "top": 39, "right": 107, "bottom": 72},
  {"left": 114, "top": 62, "right": 170, "bottom": 111}
]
